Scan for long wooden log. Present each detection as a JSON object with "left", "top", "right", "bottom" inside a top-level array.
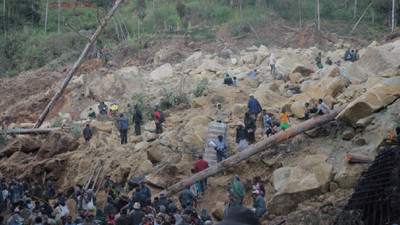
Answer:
[
  {"left": 2, "top": 128, "right": 69, "bottom": 135},
  {"left": 345, "top": 153, "right": 373, "bottom": 164},
  {"left": 33, "top": 0, "right": 124, "bottom": 128},
  {"left": 85, "top": 160, "right": 100, "bottom": 190},
  {"left": 158, "top": 105, "right": 347, "bottom": 197}
]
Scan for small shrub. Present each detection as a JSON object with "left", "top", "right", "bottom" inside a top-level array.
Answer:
[
  {"left": 160, "top": 88, "right": 190, "bottom": 109},
  {"left": 193, "top": 79, "right": 208, "bottom": 97},
  {"left": 70, "top": 125, "right": 82, "bottom": 139},
  {"left": 217, "top": 50, "right": 231, "bottom": 59},
  {"left": 131, "top": 93, "right": 155, "bottom": 122},
  {"left": 51, "top": 117, "right": 71, "bottom": 128}
]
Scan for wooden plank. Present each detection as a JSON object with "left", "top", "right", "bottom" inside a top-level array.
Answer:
[{"left": 2, "top": 128, "right": 69, "bottom": 135}]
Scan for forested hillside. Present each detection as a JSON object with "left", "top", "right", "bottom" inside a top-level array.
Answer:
[{"left": 0, "top": 0, "right": 399, "bottom": 77}]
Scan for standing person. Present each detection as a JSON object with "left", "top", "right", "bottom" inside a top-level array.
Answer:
[
  {"left": 252, "top": 176, "right": 265, "bottom": 197},
  {"left": 129, "top": 202, "right": 145, "bottom": 225},
  {"left": 103, "top": 196, "right": 116, "bottom": 218},
  {"left": 199, "top": 207, "right": 212, "bottom": 223},
  {"left": 231, "top": 175, "right": 245, "bottom": 206},
  {"left": 47, "top": 181, "right": 56, "bottom": 199},
  {"left": 262, "top": 110, "right": 272, "bottom": 137},
  {"left": 83, "top": 124, "right": 92, "bottom": 147},
  {"left": 138, "top": 181, "right": 151, "bottom": 206},
  {"left": 232, "top": 77, "right": 238, "bottom": 87},
  {"left": 247, "top": 94, "right": 262, "bottom": 120},
  {"left": 215, "top": 103, "right": 223, "bottom": 123},
  {"left": 133, "top": 104, "right": 142, "bottom": 136},
  {"left": 7, "top": 208, "right": 24, "bottom": 225},
  {"left": 194, "top": 156, "right": 209, "bottom": 194},
  {"left": 154, "top": 108, "right": 162, "bottom": 134},
  {"left": 251, "top": 190, "right": 266, "bottom": 218},
  {"left": 304, "top": 103, "right": 312, "bottom": 120},
  {"left": 269, "top": 53, "right": 276, "bottom": 75},
  {"left": 315, "top": 52, "right": 323, "bottom": 69},
  {"left": 235, "top": 122, "right": 248, "bottom": 145},
  {"left": 179, "top": 185, "right": 196, "bottom": 209},
  {"left": 314, "top": 99, "right": 330, "bottom": 117},
  {"left": 118, "top": 113, "right": 129, "bottom": 145},
  {"left": 214, "top": 135, "right": 229, "bottom": 163},
  {"left": 280, "top": 108, "right": 290, "bottom": 131},
  {"left": 155, "top": 104, "right": 165, "bottom": 127},
  {"left": 244, "top": 112, "right": 256, "bottom": 144},
  {"left": 115, "top": 208, "right": 130, "bottom": 225}
]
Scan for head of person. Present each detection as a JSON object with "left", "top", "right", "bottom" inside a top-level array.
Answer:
[
  {"left": 249, "top": 94, "right": 254, "bottom": 99},
  {"left": 201, "top": 206, "right": 207, "bottom": 215},
  {"left": 140, "top": 181, "right": 146, "bottom": 187},
  {"left": 120, "top": 113, "right": 124, "bottom": 118},
  {"left": 14, "top": 208, "right": 20, "bottom": 214},
  {"left": 318, "top": 98, "right": 323, "bottom": 104},
  {"left": 191, "top": 168, "right": 196, "bottom": 174},
  {"left": 262, "top": 109, "right": 267, "bottom": 115},
  {"left": 67, "top": 216, "right": 72, "bottom": 223},
  {"left": 134, "top": 104, "right": 138, "bottom": 109},
  {"left": 127, "top": 103, "right": 131, "bottom": 107},
  {"left": 156, "top": 216, "right": 163, "bottom": 224},
  {"left": 185, "top": 184, "right": 190, "bottom": 190},
  {"left": 327, "top": 57, "right": 330, "bottom": 60},
  {"left": 60, "top": 200, "right": 66, "bottom": 206},
  {"left": 237, "top": 121, "right": 244, "bottom": 128},
  {"left": 218, "top": 134, "right": 223, "bottom": 141},
  {"left": 217, "top": 103, "right": 221, "bottom": 109},
  {"left": 205, "top": 221, "right": 213, "bottom": 225},
  {"left": 253, "top": 69, "right": 257, "bottom": 72},
  {"left": 133, "top": 202, "right": 141, "bottom": 210},
  {"left": 245, "top": 112, "right": 250, "bottom": 118},
  {"left": 104, "top": 174, "right": 110, "bottom": 180},
  {"left": 198, "top": 155, "right": 203, "bottom": 160},
  {"left": 252, "top": 190, "right": 260, "bottom": 199},
  {"left": 305, "top": 102, "right": 309, "bottom": 107},
  {"left": 190, "top": 211, "right": 199, "bottom": 221},
  {"left": 225, "top": 73, "right": 229, "bottom": 77},
  {"left": 89, "top": 108, "right": 92, "bottom": 111},
  {"left": 318, "top": 52, "right": 321, "bottom": 56},
  {"left": 282, "top": 108, "right": 286, "bottom": 113},
  {"left": 35, "top": 216, "right": 43, "bottom": 225},
  {"left": 86, "top": 124, "right": 89, "bottom": 128},
  {"left": 76, "top": 217, "right": 83, "bottom": 224},
  {"left": 347, "top": 48, "right": 350, "bottom": 52},
  {"left": 233, "top": 76, "right": 237, "bottom": 80}
]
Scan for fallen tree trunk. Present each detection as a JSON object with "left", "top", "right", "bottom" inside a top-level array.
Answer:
[
  {"left": 33, "top": 0, "right": 124, "bottom": 128},
  {"left": 2, "top": 128, "right": 68, "bottom": 135},
  {"left": 159, "top": 105, "right": 347, "bottom": 197},
  {"left": 345, "top": 153, "right": 373, "bottom": 164}
]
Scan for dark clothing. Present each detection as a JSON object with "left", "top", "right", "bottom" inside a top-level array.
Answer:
[
  {"left": 83, "top": 127, "right": 92, "bottom": 140},
  {"left": 326, "top": 59, "right": 333, "bottom": 65},
  {"left": 120, "top": 130, "right": 127, "bottom": 144},
  {"left": 48, "top": 185, "right": 56, "bottom": 199},
  {"left": 397, "top": 134, "right": 400, "bottom": 145},
  {"left": 115, "top": 214, "right": 130, "bottom": 225},
  {"left": 200, "top": 214, "right": 212, "bottom": 222},
  {"left": 244, "top": 117, "right": 256, "bottom": 143},
  {"left": 155, "top": 123, "right": 163, "bottom": 134},
  {"left": 32, "top": 184, "right": 43, "bottom": 200},
  {"left": 224, "top": 78, "right": 233, "bottom": 86},
  {"left": 179, "top": 189, "right": 195, "bottom": 208},
  {"left": 133, "top": 108, "right": 142, "bottom": 136},
  {"left": 93, "top": 209, "right": 107, "bottom": 225},
  {"left": 345, "top": 51, "right": 352, "bottom": 61},
  {"left": 247, "top": 98, "right": 262, "bottom": 114},
  {"left": 129, "top": 210, "right": 145, "bottom": 225},
  {"left": 118, "top": 117, "right": 129, "bottom": 132},
  {"left": 217, "top": 206, "right": 261, "bottom": 225},
  {"left": 167, "top": 203, "right": 178, "bottom": 215},
  {"left": 104, "top": 202, "right": 116, "bottom": 218},
  {"left": 128, "top": 192, "right": 146, "bottom": 209},
  {"left": 236, "top": 127, "right": 248, "bottom": 143},
  {"left": 138, "top": 186, "right": 151, "bottom": 202},
  {"left": 158, "top": 198, "right": 169, "bottom": 212}
]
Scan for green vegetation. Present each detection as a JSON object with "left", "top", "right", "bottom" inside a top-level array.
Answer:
[
  {"left": 160, "top": 88, "right": 190, "bottom": 109},
  {"left": 0, "top": 0, "right": 399, "bottom": 76},
  {"left": 193, "top": 79, "right": 208, "bottom": 97},
  {"left": 131, "top": 93, "right": 155, "bottom": 122}
]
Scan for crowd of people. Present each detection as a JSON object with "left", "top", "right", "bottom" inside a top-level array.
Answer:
[{"left": 315, "top": 48, "right": 360, "bottom": 69}]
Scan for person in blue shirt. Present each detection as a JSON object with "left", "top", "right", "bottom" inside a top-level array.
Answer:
[
  {"left": 249, "top": 69, "right": 257, "bottom": 78},
  {"left": 247, "top": 94, "right": 262, "bottom": 121},
  {"left": 214, "top": 135, "right": 229, "bottom": 162},
  {"left": 252, "top": 190, "right": 267, "bottom": 218},
  {"left": 179, "top": 185, "right": 196, "bottom": 209},
  {"left": 138, "top": 181, "right": 151, "bottom": 206}
]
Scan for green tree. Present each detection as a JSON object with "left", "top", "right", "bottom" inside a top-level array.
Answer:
[{"left": 135, "top": 0, "right": 146, "bottom": 39}]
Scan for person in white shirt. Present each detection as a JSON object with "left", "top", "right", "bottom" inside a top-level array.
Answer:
[
  {"left": 315, "top": 99, "right": 330, "bottom": 117},
  {"left": 269, "top": 53, "right": 276, "bottom": 75}
]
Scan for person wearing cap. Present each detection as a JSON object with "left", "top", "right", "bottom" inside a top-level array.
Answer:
[
  {"left": 118, "top": 113, "right": 129, "bottom": 145},
  {"left": 126, "top": 188, "right": 146, "bottom": 211},
  {"left": 129, "top": 202, "right": 145, "bottom": 225},
  {"left": 244, "top": 112, "right": 256, "bottom": 144},
  {"left": 138, "top": 181, "right": 151, "bottom": 206},
  {"left": 214, "top": 135, "right": 229, "bottom": 163},
  {"left": 8, "top": 208, "right": 24, "bottom": 225},
  {"left": 133, "top": 104, "right": 143, "bottom": 136},
  {"left": 179, "top": 185, "right": 196, "bottom": 209},
  {"left": 194, "top": 155, "right": 209, "bottom": 194},
  {"left": 235, "top": 122, "right": 248, "bottom": 145},
  {"left": 247, "top": 94, "right": 262, "bottom": 121},
  {"left": 200, "top": 207, "right": 211, "bottom": 223},
  {"left": 223, "top": 74, "right": 233, "bottom": 86},
  {"left": 217, "top": 206, "right": 261, "bottom": 225},
  {"left": 252, "top": 190, "right": 266, "bottom": 218},
  {"left": 215, "top": 103, "right": 223, "bottom": 123}
]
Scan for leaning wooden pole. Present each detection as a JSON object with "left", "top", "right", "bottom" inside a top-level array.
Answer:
[
  {"left": 3, "top": 128, "right": 69, "bottom": 135},
  {"left": 159, "top": 105, "right": 347, "bottom": 197},
  {"left": 33, "top": 0, "right": 124, "bottom": 128}
]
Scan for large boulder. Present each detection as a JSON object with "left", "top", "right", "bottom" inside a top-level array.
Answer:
[
  {"left": 290, "top": 64, "right": 315, "bottom": 77},
  {"left": 37, "top": 131, "right": 79, "bottom": 159},
  {"left": 150, "top": 63, "right": 174, "bottom": 79},
  {"left": 145, "top": 163, "right": 190, "bottom": 188},
  {"left": 268, "top": 154, "right": 333, "bottom": 215},
  {"left": 334, "top": 163, "right": 368, "bottom": 189},
  {"left": 0, "top": 136, "right": 42, "bottom": 157},
  {"left": 337, "top": 77, "right": 400, "bottom": 127},
  {"left": 212, "top": 202, "right": 226, "bottom": 221},
  {"left": 290, "top": 102, "right": 305, "bottom": 119},
  {"left": 272, "top": 167, "right": 293, "bottom": 191},
  {"left": 185, "top": 116, "right": 211, "bottom": 130},
  {"left": 90, "top": 121, "right": 116, "bottom": 134}
]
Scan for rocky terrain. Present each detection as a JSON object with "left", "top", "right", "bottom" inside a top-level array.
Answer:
[{"left": 0, "top": 30, "right": 400, "bottom": 224}]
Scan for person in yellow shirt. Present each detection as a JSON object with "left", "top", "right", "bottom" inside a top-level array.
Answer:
[{"left": 280, "top": 108, "right": 290, "bottom": 130}]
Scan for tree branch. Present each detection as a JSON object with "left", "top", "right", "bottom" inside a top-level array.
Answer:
[{"left": 64, "top": 17, "right": 90, "bottom": 41}]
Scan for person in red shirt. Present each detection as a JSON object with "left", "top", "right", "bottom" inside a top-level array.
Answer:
[
  {"left": 154, "top": 108, "right": 162, "bottom": 134},
  {"left": 194, "top": 155, "right": 209, "bottom": 194}
]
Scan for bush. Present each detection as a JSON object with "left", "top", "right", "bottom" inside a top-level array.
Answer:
[
  {"left": 160, "top": 88, "right": 189, "bottom": 109},
  {"left": 131, "top": 93, "right": 155, "bottom": 122},
  {"left": 51, "top": 118, "right": 71, "bottom": 128},
  {"left": 193, "top": 79, "right": 208, "bottom": 97},
  {"left": 70, "top": 125, "right": 83, "bottom": 139}
]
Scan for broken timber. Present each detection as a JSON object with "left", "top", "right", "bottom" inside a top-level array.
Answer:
[
  {"left": 33, "top": 0, "right": 124, "bottom": 128},
  {"left": 159, "top": 104, "right": 347, "bottom": 197},
  {"left": 2, "top": 128, "right": 68, "bottom": 135}
]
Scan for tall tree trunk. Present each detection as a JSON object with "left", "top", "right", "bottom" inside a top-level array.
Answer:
[
  {"left": 353, "top": 0, "right": 357, "bottom": 19},
  {"left": 33, "top": 0, "right": 124, "bottom": 129},
  {"left": 137, "top": 19, "right": 140, "bottom": 40},
  {"left": 3, "top": 0, "right": 5, "bottom": 35},
  {"left": 317, "top": 0, "right": 320, "bottom": 30},
  {"left": 371, "top": 8, "right": 374, "bottom": 23},
  {"left": 344, "top": 0, "right": 348, "bottom": 8},
  {"left": 152, "top": 0, "right": 154, "bottom": 11},
  {"left": 44, "top": 0, "right": 49, "bottom": 35},
  {"left": 58, "top": 0, "right": 61, "bottom": 34},
  {"left": 116, "top": 16, "right": 125, "bottom": 40},
  {"left": 350, "top": 0, "right": 375, "bottom": 34},
  {"left": 230, "top": 0, "right": 234, "bottom": 8},
  {"left": 392, "top": 0, "right": 395, "bottom": 32},
  {"left": 31, "top": 0, "right": 34, "bottom": 30},
  {"left": 238, "top": 0, "right": 243, "bottom": 27},
  {"left": 158, "top": 105, "right": 347, "bottom": 197},
  {"left": 118, "top": 12, "right": 131, "bottom": 39},
  {"left": 112, "top": 18, "right": 120, "bottom": 39},
  {"left": 315, "top": 0, "right": 317, "bottom": 18},
  {"left": 298, "top": 0, "right": 302, "bottom": 29}
]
